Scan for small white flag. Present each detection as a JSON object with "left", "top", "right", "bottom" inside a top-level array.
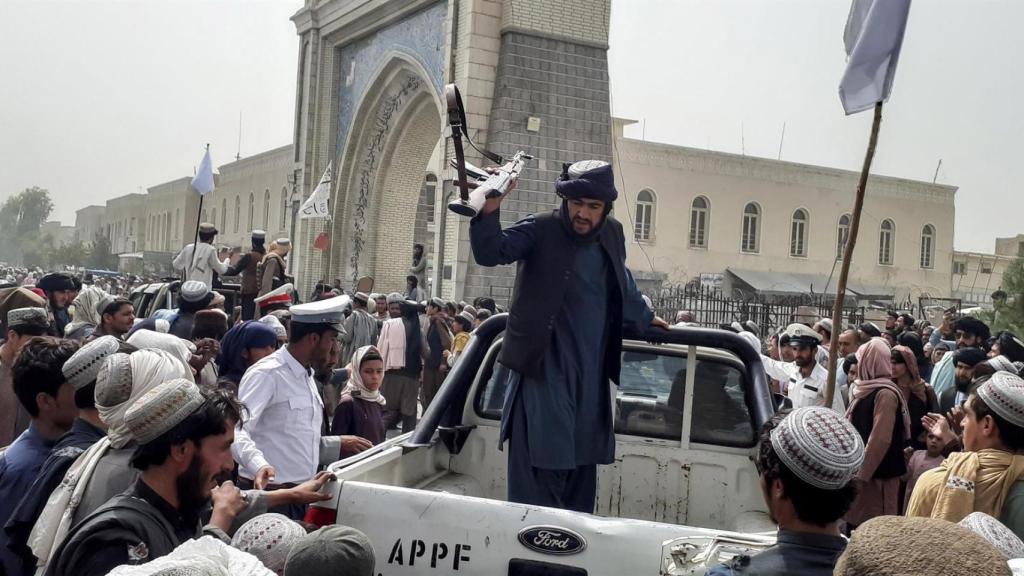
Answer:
[
  {"left": 300, "top": 162, "right": 333, "bottom": 220},
  {"left": 191, "top": 147, "right": 216, "bottom": 195},
  {"left": 839, "top": 0, "right": 912, "bottom": 115}
]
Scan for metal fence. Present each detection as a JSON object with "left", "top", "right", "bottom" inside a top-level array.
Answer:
[{"left": 650, "top": 285, "right": 865, "bottom": 335}]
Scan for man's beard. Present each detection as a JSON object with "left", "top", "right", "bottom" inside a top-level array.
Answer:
[
  {"left": 955, "top": 377, "right": 971, "bottom": 393},
  {"left": 176, "top": 454, "right": 228, "bottom": 520}
]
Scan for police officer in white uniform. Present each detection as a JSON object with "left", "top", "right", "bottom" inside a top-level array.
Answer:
[
  {"left": 759, "top": 323, "right": 846, "bottom": 411},
  {"left": 172, "top": 222, "right": 228, "bottom": 289}
]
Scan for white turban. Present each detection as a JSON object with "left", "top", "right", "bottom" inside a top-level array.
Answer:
[
  {"left": 100, "top": 348, "right": 192, "bottom": 449},
  {"left": 127, "top": 329, "right": 195, "bottom": 378}
]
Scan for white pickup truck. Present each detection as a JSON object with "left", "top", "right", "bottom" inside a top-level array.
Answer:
[{"left": 306, "top": 316, "right": 783, "bottom": 575}]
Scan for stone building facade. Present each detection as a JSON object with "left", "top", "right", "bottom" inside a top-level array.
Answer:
[
  {"left": 289, "top": 0, "right": 614, "bottom": 301},
  {"left": 73, "top": 205, "right": 105, "bottom": 245},
  {"left": 611, "top": 119, "right": 958, "bottom": 304},
  {"left": 951, "top": 234, "right": 1024, "bottom": 307}
]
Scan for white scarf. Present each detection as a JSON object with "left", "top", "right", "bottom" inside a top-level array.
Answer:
[
  {"left": 342, "top": 345, "right": 386, "bottom": 406},
  {"left": 28, "top": 348, "right": 191, "bottom": 573},
  {"left": 64, "top": 286, "right": 109, "bottom": 337},
  {"left": 127, "top": 330, "right": 196, "bottom": 381}
]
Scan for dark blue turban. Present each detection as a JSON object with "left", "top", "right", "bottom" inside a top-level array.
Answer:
[{"left": 555, "top": 160, "right": 618, "bottom": 203}]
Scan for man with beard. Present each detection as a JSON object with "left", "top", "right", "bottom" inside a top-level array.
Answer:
[
  {"left": 938, "top": 347, "right": 988, "bottom": 414},
  {"left": 224, "top": 230, "right": 266, "bottom": 321},
  {"left": 377, "top": 294, "right": 423, "bottom": 433},
  {"left": 932, "top": 317, "right": 990, "bottom": 399},
  {"left": 36, "top": 273, "right": 75, "bottom": 337},
  {"left": 707, "top": 407, "right": 864, "bottom": 576},
  {"left": 469, "top": 160, "right": 666, "bottom": 512},
  {"left": 759, "top": 324, "right": 845, "bottom": 411},
  {"left": 834, "top": 328, "right": 861, "bottom": 405},
  {"left": 371, "top": 293, "right": 388, "bottom": 331},
  {"left": 46, "top": 380, "right": 249, "bottom": 576},
  {"left": 340, "top": 292, "right": 378, "bottom": 364}
]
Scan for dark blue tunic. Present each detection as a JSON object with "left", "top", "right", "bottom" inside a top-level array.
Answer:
[{"left": 0, "top": 423, "right": 56, "bottom": 573}]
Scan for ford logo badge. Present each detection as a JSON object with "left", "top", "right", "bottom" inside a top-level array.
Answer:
[{"left": 517, "top": 526, "right": 587, "bottom": 556}]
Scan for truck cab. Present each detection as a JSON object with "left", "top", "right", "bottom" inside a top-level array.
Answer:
[{"left": 308, "top": 315, "right": 780, "bottom": 575}]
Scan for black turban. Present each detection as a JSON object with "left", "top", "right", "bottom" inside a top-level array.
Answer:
[
  {"left": 952, "top": 347, "right": 987, "bottom": 368},
  {"left": 954, "top": 317, "right": 991, "bottom": 342},
  {"left": 555, "top": 160, "right": 618, "bottom": 203},
  {"left": 37, "top": 273, "right": 75, "bottom": 293},
  {"left": 997, "top": 331, "right": 1024, "bottom": 363}
]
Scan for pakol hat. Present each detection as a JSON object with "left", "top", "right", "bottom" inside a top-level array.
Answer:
[
  {"left": 770, "top": 406, "right": 864, "bottom": 490},
  {"left": 7, "top": 307, "right": 48, "bottom": 331},
  {"left": 251, "top": 229, "right": 266, "bottom": 241},
  {"left": 124, "top": 378, "right": 206, "bottom": 444},
  {"left": 385, "top": 292, "right": 404, "bottom": 305},
  {"left": 63, "top": 336, "right": 121, "bottom": 390},
  {"left": 834, "top": 516, "right": 1009, "bottom": 576},
  {"left": 37, "top": 273, "right": 75, "bottom": 292},
  {"left": 275, "top": 237, "right": 291, "bottom": 246},
  {"left": 255, "top": 283, "right": 293, "bottom": 311},
  {"left": 353, "top": 292, "right": 369, "bottom": 304},
  {"left": 198, "top": 222, "right": 218, "bottom": 234},
  {"left": 784, "top": 323, "right": 823, "bottom": 347},
  {"left": 977, "top": 371, "right": 1024, "bottom": 429},
  {"left": 290, "top": 295, "right": 347, "bottom": 331}
]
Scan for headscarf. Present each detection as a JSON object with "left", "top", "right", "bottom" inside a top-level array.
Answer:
[
  {"left": 127, "top": 328, "right": 195, "bottom": 378},
  {"left": 64, "top": 285, "right": 109, "bottom": 337},
  {"left": 908, "top": 448, "right": 1024, "bottom": 528},
  {"left": 893, "top": 344, "right": 928, "bottom": 403},
  {"left": 342, "top": 346, "right": 386, "bottom": 406},
  {"left": 103, "top": 348, "right": 193, "bottom": 449},
  {"left": 217, "top": 321, "right": 278, "bottom": 385},
  {"left": 27, "top": 348, "right": 191, "bottom": 569},
  {"left": 847, "top": 337, "right": 911, "bottom": 439}
]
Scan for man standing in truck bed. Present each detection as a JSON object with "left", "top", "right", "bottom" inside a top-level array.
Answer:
[{"left": 470, "top": 159, "right": 667, "bottom": 513}]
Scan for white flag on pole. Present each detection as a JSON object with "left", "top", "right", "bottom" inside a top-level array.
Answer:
[
  {"left": 300, "top": 162, "right": 333, "bottom": 220},
  {"left": 191, "top": 148, "right": 216, "bottom": 195},
  {"left": 839, "top": 0, "right": 912, "bottom": 115}
]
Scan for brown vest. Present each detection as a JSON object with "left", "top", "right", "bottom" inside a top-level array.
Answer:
[
  {"left": 240, "top": 250, "right": 261, "bottom": 295},
  {"left": 257, "top": 253, "right": 287, "bottom": 293}
]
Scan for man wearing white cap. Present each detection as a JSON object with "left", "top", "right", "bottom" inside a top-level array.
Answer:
[
  {"left": 224, "top": 230, "right": 267, "bottom": 321},
  {"left": 47, "top": 381, "right": 249, "bottom": 576},
  {"left": 909, "top": 371, "right": 1024, "bottom": 539},
  {"left": 707, "top": 407, "right": 864, "bottom": 575},
  {"left": 171, "top": 223, "right": 228, "bottom": 289},
  {"left": 165, "top": 280, "right": 215, "bottom": 340},
  {"left": 257, "top": 238, "right": 291, "bottom": 297},
  {"left": 232, "top": 296, "right": 356, "bottom": 519},
  {"left": 759, "top": 324, "right": 845, "bottom": 412},
  {"left": 341, "top": 292, "right": 377, "bottom": 363}
]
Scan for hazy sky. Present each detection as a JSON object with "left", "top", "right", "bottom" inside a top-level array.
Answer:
[{"left": 1, "top": 0, "right": 1019, "bottom": 254}]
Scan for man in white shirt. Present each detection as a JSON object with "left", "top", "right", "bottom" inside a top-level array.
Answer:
[
  {"left": 759, "top": 323, "right": 845, "bottom": 412},
  {"left": 172, "top": 222, "right": 228, "bottom": 289},
  {"left": 231, "top": 296, "right": 348, "bottom": 519}
]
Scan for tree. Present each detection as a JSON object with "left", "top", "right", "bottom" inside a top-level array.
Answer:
[
  {"left": 50, "top": 240, "right": 90, "bottom": 269},
  {"left": 974, "top": 257, "right": 1024, "bottom": 335},
  {"left": 87, "top": 233, "right": 117, "bottom": 270},
  {"left": 0, "top": 187, "right": 54, "bottom": 264}
]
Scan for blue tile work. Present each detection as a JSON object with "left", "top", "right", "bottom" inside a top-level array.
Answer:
[{"left": 335, "top": 1, "right": 446, "bottom": 157}]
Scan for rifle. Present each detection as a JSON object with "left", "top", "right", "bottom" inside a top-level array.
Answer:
[{"left": 444, "top": 83, "right": 532, "bottom": 218}]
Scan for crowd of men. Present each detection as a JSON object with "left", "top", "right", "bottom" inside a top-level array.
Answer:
[
  {"left": 2, "top": 155, "right": 1024, "bottom": 575},
  {"left": 0, "top": 209, "right": 511, "bottom": 575},
  {"left": 696, "top": 307, "right": 1024, "bottom": 574}
]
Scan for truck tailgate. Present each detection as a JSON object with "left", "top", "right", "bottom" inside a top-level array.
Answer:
[{"left": 332, "top": 480, "right": 774, "bottom": 576}]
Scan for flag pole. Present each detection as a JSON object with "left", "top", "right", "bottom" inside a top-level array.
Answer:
[
  {"left": 825, "top": 102, "right": 883, "bottom": 408},
  {"left": 189, "top": 144, "right": 210, "bottom": 275}
]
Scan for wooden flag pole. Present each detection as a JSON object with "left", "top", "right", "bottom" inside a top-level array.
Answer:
[
  {"left": 825, "top": 102, "right": 883, "bottom": 408},
  {"left": 188, "top": 144, "right": 210, "bottom": 277}
]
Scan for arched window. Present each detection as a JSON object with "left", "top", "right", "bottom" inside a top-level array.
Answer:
[
  {"left": 634, "top": 189, "right": 655, "bottom": 242},
  {"left": 741, "top": 203, "right": 760, "bottom": 253},
  {"left": 879, "top": 219, "right": 895, "bottom": 265},
  {"left": 220, "top": 199, "right": 227, "bottom": 232},
  {"left": 234, "top": 196, "right": 241, "bottom": 234},
  {"left": 200, "top": 209, "right": 208, "bottom": 224},
  {"left": 263, "top": 189, "right": 271, "bottom": 229},
  {"left": 247, "top": 192, "right": 255, "bottom": 231},
  {"left": 423, "top": 174, "right": 438, "bottom": 224},
  {"left": 920, "top": 224, "right": 935, "bottom": 269},
  {"left": 174, "top": 209, "right": 180, "bottom": 240},
  {"left": 790, "top": 209, "right": 808, "bottom": 257},
  {"left": 211, "top": 208, "right": 217, "bottom": 232},
  {"left": 836, "top": 214, "right": 851, "bottom": 260},
  {"left": 280, "top": 188, "right": 288, "bottom": 231},
  {"left": 689, "top": 196, "right": 709, "bottom": 248}
]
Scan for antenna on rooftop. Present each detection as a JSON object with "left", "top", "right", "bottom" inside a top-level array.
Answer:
[
  {"left": 932, "top": 158, "right": 942, "bottom": 183},
  {"left": 777, "top": 122, "right": 786, "bottom": 160},
  {"left": 236, "top": 111, "right": 243, "bottom": 161}
]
